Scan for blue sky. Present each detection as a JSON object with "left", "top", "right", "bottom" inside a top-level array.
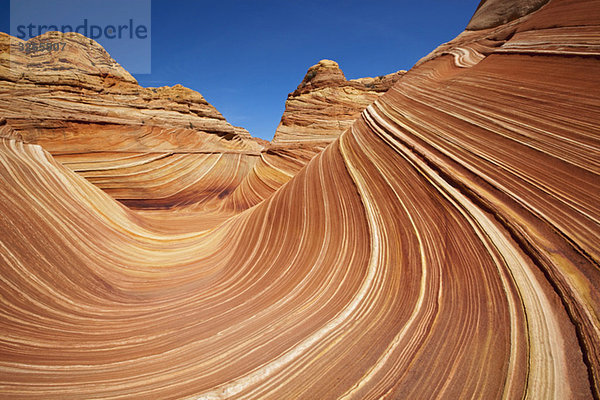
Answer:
[{"left": 1, "top": 1, "right": 478, "bottom": 140}]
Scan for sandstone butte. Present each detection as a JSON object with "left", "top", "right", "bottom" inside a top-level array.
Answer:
[{"left": 0, "top": 0, "right": 599, "bottom": 398}]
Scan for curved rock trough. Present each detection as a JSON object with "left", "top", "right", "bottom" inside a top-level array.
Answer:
[{"left": 0, "top": 0, "right": 599, "bottom": 398}]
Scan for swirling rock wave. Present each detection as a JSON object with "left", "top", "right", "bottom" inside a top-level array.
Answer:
[{"left": 0, "top": 0, "right": 599, "bottom": 398}]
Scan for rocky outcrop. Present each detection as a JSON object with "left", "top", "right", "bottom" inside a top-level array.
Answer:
[
  {"left": 220, "top": 60, "right": 404, "bottom": 211},
  {"left": 272, "top": 59, "right": 404, "bottom": 144},
  {"left": 467, "top": 0, "right": 550, "bottom": 30},
  {"left": 0, "top": 32, "right": 260, "bottom": 150},
  {"left": 0, "top": 31, "right": 264, "bottom": 208},
  {"left": 0, "top": 0, "right": 599, "bottom": 398}
]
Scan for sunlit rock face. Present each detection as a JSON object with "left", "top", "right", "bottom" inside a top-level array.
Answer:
[
  {"left": 0, "top": 0, "right": 599, "bottom": 398},
  {"left": 272, "top": 59, "right": 404, "bottom": 145},
  {"left": 466, "top": 0, "right": 549, "bottom": 29},
  {"left": 0, "top": 31, "right": 265, "bottom": 209},
  {"left": 0, "top": 32, "right": 261, "bottom": 149},
  {"left": 221, "top": 60, "right": 404, "bottom": 212}
]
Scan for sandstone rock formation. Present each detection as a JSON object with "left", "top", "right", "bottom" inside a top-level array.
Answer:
[
  {"left": 220, "top": 60, "right": 404, "bottom": 211},
  {"left": 467, "top": 0, "right": 549, "bottom": 29},
  {"left": 272, "top": 59, "right": 404, "bottom": 144},
  {"left": 0, "top": 0, "right": 599, "bottom": 398},
  {"left": 0, "top": 31, "right": 264, "bottom": 208},
  {"left": 0, "top": 33, "right": 394, "bottom": 211}
]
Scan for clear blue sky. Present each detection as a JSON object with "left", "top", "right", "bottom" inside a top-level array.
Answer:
[{"left": 1, "top": 1, "right": 478, "bottom": 140}]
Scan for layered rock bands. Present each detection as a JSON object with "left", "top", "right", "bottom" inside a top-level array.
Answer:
[{"left": 0, "top": 0, "right": 599, "bottom": 398}]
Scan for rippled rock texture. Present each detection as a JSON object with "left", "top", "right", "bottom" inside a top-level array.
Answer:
[
  {"left": 0, "top": 0, "right": 599, "bottom": 398},
  {"left": 222, "top": 60, "right": 404, "bottom": 212},
  {"left": 0, "top": 31, "right": 265, "bottom": 209}
]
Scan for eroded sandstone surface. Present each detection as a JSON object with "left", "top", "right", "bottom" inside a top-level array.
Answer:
[
  {"left": 0, "top": 0, "right": 598, "bottom": 398},
  {"left": 0, "top": 31, "right": 264, "bottom": 209}
]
